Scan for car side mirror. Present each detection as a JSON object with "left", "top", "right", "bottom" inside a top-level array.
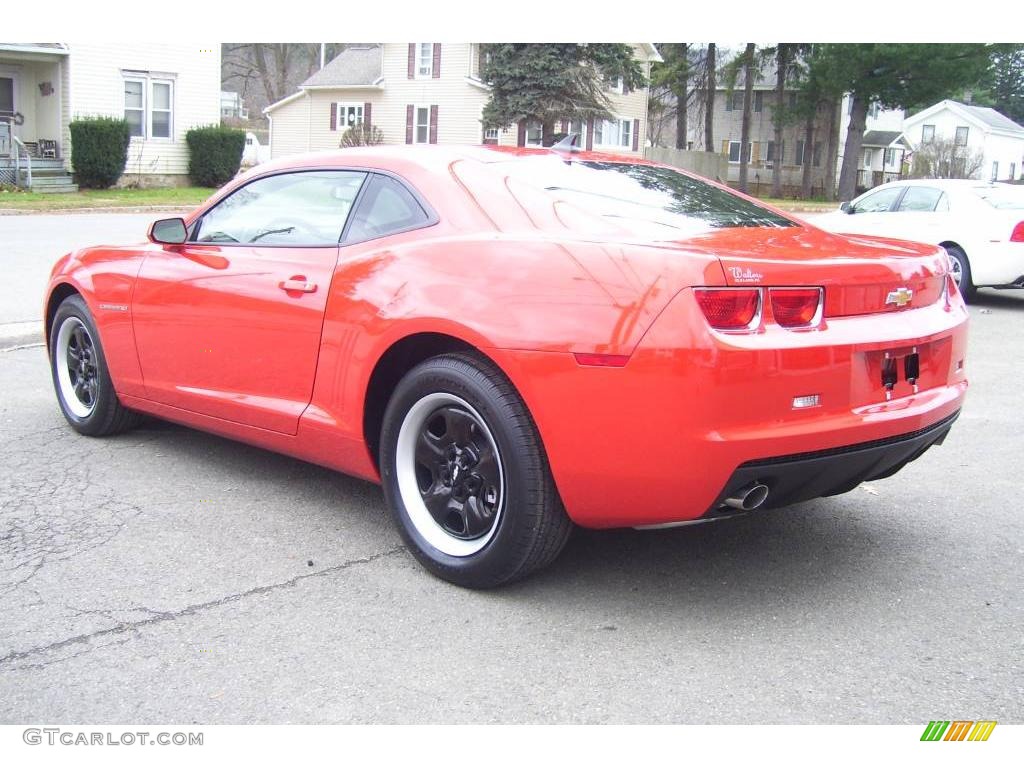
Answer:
[
  {"left": 839, "top": 201, "right": 852, "bottom": 214},
  {"left": 149, "top": 217, "right": 188, "bottom": 245}
]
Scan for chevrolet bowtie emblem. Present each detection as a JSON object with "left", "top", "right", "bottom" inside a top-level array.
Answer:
[{"left": 885, "top": 287, "right": 914, "bottom": 307}]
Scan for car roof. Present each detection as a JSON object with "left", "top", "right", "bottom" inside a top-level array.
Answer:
[{"left": 248, "top": 144, "right": 658, "bottom": 177}]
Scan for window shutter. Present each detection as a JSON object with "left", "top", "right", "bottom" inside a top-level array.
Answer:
[
  {"left": 517, "top": 120, "right": 526, "bottom": 147},
  {"left": 560, "top": 120, "right": 568, "bottom": 132},
  {"left": 623, "top": 80, "right": 631, "bottom": 96},
  {"left": 429, "top": 105, "right": 438, "bottom": 144},
  {"left": 330, "top": 103, "right": 337, "bottom": 131},
  {"left": 752, "top": 141, "right": 761, "bottom": 165},
  {"left": 406, "top": 104, "right": 414, "bottom": 144},
  {"left": 364, "top": 102, "right": 372, "bottom": 128},
  {"left": 432, "top": 44, "right": 441, "bottom": 79},
  {"left": 632, "top": 119, "right": 640, "bottom": 151},
  {"left": 407, "top": 44, "right": 415, "bottom": 79},
  {"left": 586, "top": 118, "right": 594, "bottom": 151},
  {"left": 722, "top": 140, "right": 730, "bottom": 156}
]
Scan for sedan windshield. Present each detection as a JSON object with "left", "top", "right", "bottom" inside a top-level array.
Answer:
[{"left": 500, "top": 156, "right": 794, "bottom": 236}]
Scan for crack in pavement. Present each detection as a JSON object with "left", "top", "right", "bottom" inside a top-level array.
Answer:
[{"left": 0, "top": 545, "right": 407, "bottom": 670}]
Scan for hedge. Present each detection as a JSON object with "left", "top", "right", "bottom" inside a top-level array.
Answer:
[
  {"left": 68, "top": 117, "right": 131, "bottom": 189},
  {"left": 186, "top": 126, "right": 246, "bottom": 187}
]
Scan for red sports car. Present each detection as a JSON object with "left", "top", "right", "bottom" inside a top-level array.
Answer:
[{"left": 45, "top": 145, "right": 969, "bottom": 587}]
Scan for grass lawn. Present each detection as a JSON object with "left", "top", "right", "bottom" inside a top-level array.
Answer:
[
  {"left": 757, "top": 197, "right": 838, "bottom": 213},
  {"left": 0, "top": 186, "right": 216, "bottom": 212}
]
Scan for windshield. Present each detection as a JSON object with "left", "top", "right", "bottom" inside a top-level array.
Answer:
[
  {"left": 499, "top": 157, "right": 795, "bottom": 236},
  {"left": 970, "top": 184, "right": 1024, "bottom": 210}
]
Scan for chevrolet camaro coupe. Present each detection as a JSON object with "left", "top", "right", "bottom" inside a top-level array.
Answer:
[{"left": 45, "top": 145, "right": 969, "bottom": 587}]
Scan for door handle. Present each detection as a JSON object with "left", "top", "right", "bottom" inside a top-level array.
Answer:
[{"left": 279, "top": 278, "right": 317, "bottom": 294}]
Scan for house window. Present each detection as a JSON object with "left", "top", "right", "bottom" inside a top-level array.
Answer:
[
  {"left": 566, "top": 119, "right": 586, "bottom": 147},
  {"left": 124, "top": 75, "right": 174, "bottom": 140},
  {"left": 414, "top": 106, "right": 430, "bottom": 143},
  {"left": 726, "top": 92, "right": 744, "bottom": 112},
  {"left": 416, "top": 43, "right": 433, "bottom": 78},
  {"left": 595, "top": 118, "right": 631, "bottom": 148},
  {"left": 868, "top": 102, "right": 880, "bottom": 119},
  {"left": 795, "top": 140, "right": 806, "bottom": 166},
  {"left": 1011, "top": 162, "right": 1017, "bottom": 180},
  {"left": 336, "top": 103, "right": 365, "bottom": 130},
  {"left": 955, "top": 126, "right": 969, "bottom": 146},
  {"left": 754, "top": 91, "right": 764, "bottom": 113},
  {"left": 124, "top": 79, "right": 145, "bottom": 138},
  {"left": 150, "top": 81, "right": 172, "bottom": 138},
  {"left": 606, "top": 75, "right": 624, "bottom": 94},
  {"left": 862, "top": 148, "right": 874, "bottom": 168},
  {"left": 922, "top": 124, "right": 935, "bottom": 143},
  {"left": 728, "top": 141, "right": 752, "bottom": 163},
  {"left": 884, "top": 148, "right": 895, "bottom": 166},
  {"left": 991, "top": 161, "right": 999, "bottom": 181},
  {"left": 483, "top": 127, "right": 499, "bottom": 144},
  {"left": 766, "top": 140, "right": 782, "bottom": 167},
  {"left": 524, "top": 120, "right": 543, "bottom": 147}
]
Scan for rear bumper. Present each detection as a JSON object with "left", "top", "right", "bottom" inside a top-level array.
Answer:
[
  {"left": 492, "top": 289, "right": 969, "bottom": 529},
  {"left": 706, "top": 410, "right": 959, "bottom": 518}
]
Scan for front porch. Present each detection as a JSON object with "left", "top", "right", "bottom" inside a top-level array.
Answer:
[{"left": 0, "top": 44, "right": 77, "bottom": 192}]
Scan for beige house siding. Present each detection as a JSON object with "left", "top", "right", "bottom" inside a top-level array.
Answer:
[
  {"left": 67, "top": 43, "right": 221, "bottom": 177},
  {"left": 267, "top": 43, "right": 652, "bottom": 159}
]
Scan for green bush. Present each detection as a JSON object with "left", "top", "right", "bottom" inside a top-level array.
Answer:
[
  {"left": 68, "top": 117, "right": 131, "bottom": 189},
  {"left": 186, "top": 126, "right": 246, "bottom": 187}
]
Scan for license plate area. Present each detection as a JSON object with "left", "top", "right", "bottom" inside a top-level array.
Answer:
[{"left": 860, "top": 338, "right": 951, "bottom": 403}]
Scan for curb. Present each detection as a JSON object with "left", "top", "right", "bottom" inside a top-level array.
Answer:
[
  {"left": 0, "top": 322, "right": 45, "bottom": 352},
  {"left": 0, "top": 206, "right": 195, "bottom": 216}
]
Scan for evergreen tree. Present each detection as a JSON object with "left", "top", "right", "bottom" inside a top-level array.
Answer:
[{"left": 480, "top": 44, "right": 646, "bottom": 147}]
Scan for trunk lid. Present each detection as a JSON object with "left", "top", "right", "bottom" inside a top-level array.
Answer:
[{"left": 685, "top": 225, "right": 948, "bottom": 316}]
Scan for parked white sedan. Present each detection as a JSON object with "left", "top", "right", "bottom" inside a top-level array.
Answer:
[{"left": 813, "top": 179, "right": 1024, "bottom": 299}]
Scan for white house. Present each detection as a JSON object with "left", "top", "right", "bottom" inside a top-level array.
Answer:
[
  {"left": 836, "top": 95, "right": 907, "bottom": 190},
  {"left": 0, "top": 43, "right": 221, "bottom": 191},
  {"left": 265, "top": 44, "right": 660, "bottom": 159},
  {"left": 902, "top": 100, "right": 1024, "bottom": 182}
]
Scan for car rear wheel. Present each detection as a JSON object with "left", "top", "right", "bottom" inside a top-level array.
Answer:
[
  {"left": 49, "top": 294, "right": 141, "bottom": 436},
  {"left": 946, "top": 245, "right": 976, "bottom": 301},
  {"left": 380, "top": 353, "right": 571, "bottom": 588}
]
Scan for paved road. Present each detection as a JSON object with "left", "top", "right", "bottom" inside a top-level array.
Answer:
[
  {"left": 0, "top": 213, "right": 165, "bottom": 332},
  {"left": 0, "top": 213, "right": 1021, "bottom": 723}
]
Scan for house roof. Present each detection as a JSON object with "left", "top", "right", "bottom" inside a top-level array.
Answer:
[
  {"left": 951, "top": 101, "right": 1024, "bottom": 133},
  {"left": 301, "top": 45, "right": 381, "bottom": 88},
  {"left": 906, "top": 99, "right": 1024, "bottom": 136},
  {"left": 862, "top": 130, "right": 904, "bottom": 147}
]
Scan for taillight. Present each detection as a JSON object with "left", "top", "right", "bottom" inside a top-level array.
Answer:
[
  {"left": 1011, "top": 222, "right": 1024, "bottom": 242},
  {"left": 770, "top": 288, "right": 823, "bottom": 328},
  {"left": 694, "top": 288, "right": 760, "bottom": 330}
]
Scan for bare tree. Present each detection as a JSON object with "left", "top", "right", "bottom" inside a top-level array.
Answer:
[
  {"left": 738, "top": 44, "right": 756, "bottom": 193},
  {"left": 910, "top": 138, "right": 985, "bottom": 179},
  {"left": 704, "top": 43, "right": 716, "bottom": 153},
  {"left": 340, "top": 123, "right": 385, "bottom": 147}
]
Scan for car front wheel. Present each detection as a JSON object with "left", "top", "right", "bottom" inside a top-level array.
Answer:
[
  {"left": 49, "top": 294, "right": 141, "bottom": 436},
  {"left": 380, "top": 353, "right": 571, "bottom": 588}
]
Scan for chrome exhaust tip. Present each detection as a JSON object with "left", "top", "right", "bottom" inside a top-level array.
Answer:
[{"left": 723, "top": 483, "right": 769, "bottom": 511}]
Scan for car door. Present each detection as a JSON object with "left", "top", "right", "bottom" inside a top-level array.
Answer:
[
  {"left": 131, "top": 169, "right": 368, "bottom": 434},
  {"left": 884, "top": 185, "right": 949, "bottom": 245}
]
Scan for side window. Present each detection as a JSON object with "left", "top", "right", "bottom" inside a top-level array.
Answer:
[
  {"left": 345, "top": 174, "right": 432, "bottom": 241},
  {"left": 850, "top": 186, "right": 902, "bottom": 214},
  {"left": 897, "top": 186, "right": 944, "bottom": 212},
  {"left": 192, "top": 170, "right": 367, "bottom": 245}
]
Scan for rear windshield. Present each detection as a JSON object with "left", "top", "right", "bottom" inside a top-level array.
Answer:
[
  {"left": 500, "top": 156, "right": 794, "bottom": 234},
  {"left": 971, "top": 185, "right": 1024, "bottom": 210}
]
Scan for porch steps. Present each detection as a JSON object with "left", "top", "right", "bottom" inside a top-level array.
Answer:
[{"left": 0, "top": 158, "right": 78, "bottom": 193}]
